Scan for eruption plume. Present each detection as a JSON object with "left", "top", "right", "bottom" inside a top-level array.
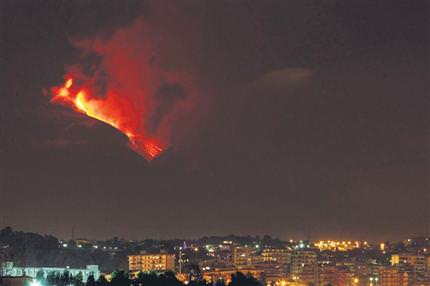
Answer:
[{"left": 49, "top": 18, "right": 196, "bottom": 160}]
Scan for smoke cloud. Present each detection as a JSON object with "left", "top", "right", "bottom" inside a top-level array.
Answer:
[{"left": 53, "top": 1, "right": 199, "bottom": 159}]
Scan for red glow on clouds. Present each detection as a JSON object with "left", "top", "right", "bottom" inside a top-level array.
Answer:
[
  {"left": 52, "top": 78, "right": 163, "bottom": 159},
  {"left": 50, "top": 19, "right": 196, "bottom": 160}
]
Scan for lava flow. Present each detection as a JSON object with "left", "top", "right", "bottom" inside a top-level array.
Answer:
[{"left": 51, "top": 78, "right": 164, "bottom": 160}]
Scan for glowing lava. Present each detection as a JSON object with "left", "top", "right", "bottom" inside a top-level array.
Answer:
[{"left": 51, "top": 78, "right": 164, "bottom": 160}]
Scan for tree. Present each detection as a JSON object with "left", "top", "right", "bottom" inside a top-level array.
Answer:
[
  {"left": 86, "top": 274, "right": 96, "bottom": 286},
  {"left": 36, "top": 269, "right": 45, "bottom": 282},
  {"left": 61, "top": 270, "right": 71, "bottom": 286},
  {"left": 229, "top": 272, "right": 261, "bottom": 286},
  {"left": 110, "top": 270, "right": 130, "bottom": 286},
  {"left": 54, "top": 272, "right": 62, "bottom": 286},
  {"left": 46, "top": 271, "right": 56, "bottom": 285},
  {"left": 158, "top": 271, "right": 183, "bottom": 286},
  {"left": 75, "top": 271, "right": 84, "bottom": 286},
  {"left": 188, "top": 280, "right": 210, "bottom": 286},
  {"left": 96, "top": 275, "right": 109, "bottom": 286}
]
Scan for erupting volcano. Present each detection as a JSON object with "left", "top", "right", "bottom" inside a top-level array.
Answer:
[
  {"left": 48, "top": 19, "right": 196, "bottom": 160},
  {"left": 51, "top": 77, "right": 164, "bottom": 159}
]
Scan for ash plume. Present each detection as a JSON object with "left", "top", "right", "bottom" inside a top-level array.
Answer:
[{"left": 50, "top": 1, "right": 199, "bottom": 159}]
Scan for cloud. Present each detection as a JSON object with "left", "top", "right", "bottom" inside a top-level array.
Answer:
[
  {"left": 50, "top": 1, "right": 200, "bottom": 158},
  {"left": 257, "top": 67, "right": 315, "bottom": 87}
]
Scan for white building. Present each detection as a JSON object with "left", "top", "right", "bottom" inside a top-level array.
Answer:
[{"left": 0, "top": 262, "right": 101, "bottom": 283}]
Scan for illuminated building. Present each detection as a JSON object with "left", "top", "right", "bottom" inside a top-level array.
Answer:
[
  {"left": 233, "top": 246, "right": 255, "bottom": 266},
  {"left": 290, "top": 250, "right": 318, "bottom": 285},
  {"left": 0, "top": 262, "right": 100, "bottom": 283},
  {"left": 128, "top": 252, "right": 176, "bottom": 272},
  {"left": 318, "top": 266, "right": 360, "bottom": 286},
  {"left": 426, "top": 256, "right": 430, "bottom": 280},
  {"left": 350, "top": 262, "right": 380, "bottom": 285},
  {"left": 254, "top": 263, "right": 288, "bottom": 285},
  {"left": 261, "top": 247, "right": 291, "bottom": 265},
  {"left": 319, "top": 265, "right": 339, "bottom": 286},
  {"left": 391, "top": 253, "right": 426, "bottom": 275},
  {"left": 379, "top": 267, "right": 408, "bottom": 286},
  {"left": 254, "top": 248, "right": 291, "bottom": 284},
  {"left": 335, "top": 270, "right": 355, "bottom": 286},
  {"left": 391, "top": 253, "right": 430, "bottom": 285}
]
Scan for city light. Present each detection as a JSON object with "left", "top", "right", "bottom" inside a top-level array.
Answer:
[
  {"left": 2, "top": 231, "right": 429, "bottom": 286},
  {"left": 315, "top": 240, "right": 370, "bottom": 251},
  {"left": 30, "top": 281, "right": 42, "bottom": 286},
  {"left": 3, "top": 1, "right": 428, "bottom": 286}
]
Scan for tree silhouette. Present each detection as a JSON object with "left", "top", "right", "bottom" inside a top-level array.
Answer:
[
  {"left": 61, "top": 270, "right": 71, "bottom": 286},
  {"left": 229, "top": 272, "right": 261, "bottom": 286},
  {"left": 36, "top": 269, "right": 45, "bottom": 282},
  {"left": 110, "top": 270, "right": 130, "bottom": 286},
  {"left": 96, "top": 275, "right": 109, "bottom": 286},
  {"left": 188, "top": 280, "right": 210, "bottom": 286},
  {"left": 46, "top": 272, "right": 56, "bottom": 285},
  {"left": 86, "top": 274, "right": 96, "bottom": 286},
  {"left": 74, "top": 271, "right": 84, "bottom": 286}
]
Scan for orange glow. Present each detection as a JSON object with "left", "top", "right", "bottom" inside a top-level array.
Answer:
[
  {"left": 51, "top": 77, "right": 164, "bottom": 160},
  {"left": 65, "top": 78, "right": 73, "bottom": 88},
  {"left": 58, "top": 88, "right": 69, "bottom": 97},
  {"left": 74, "top": 91, "right": 88, "bottom": 113},
  {"left": 143, "top": 141, "right": 163, "bottom": 159}
]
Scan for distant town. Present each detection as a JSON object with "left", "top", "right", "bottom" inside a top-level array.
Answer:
[{"left": 0, "top": 227, "right": 429, "bottom": 286}]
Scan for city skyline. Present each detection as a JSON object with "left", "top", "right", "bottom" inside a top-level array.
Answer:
[
  {"left": 1, "top": 0, "right": 429, "bottom": 242},
  {"left": 1, "top": 226, "right": 429, "bottom": 285},
  {"left": 1, "top": 225, "right": 427, "bottom": 244}
]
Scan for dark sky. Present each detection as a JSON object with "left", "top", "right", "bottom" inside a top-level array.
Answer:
[{"left": 1, "top": 0, "right": 429, "bottom": 242}]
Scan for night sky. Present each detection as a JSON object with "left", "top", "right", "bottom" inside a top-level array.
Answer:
[{"left": 1, "top": 0, "right": 429, "bottom": 241}]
